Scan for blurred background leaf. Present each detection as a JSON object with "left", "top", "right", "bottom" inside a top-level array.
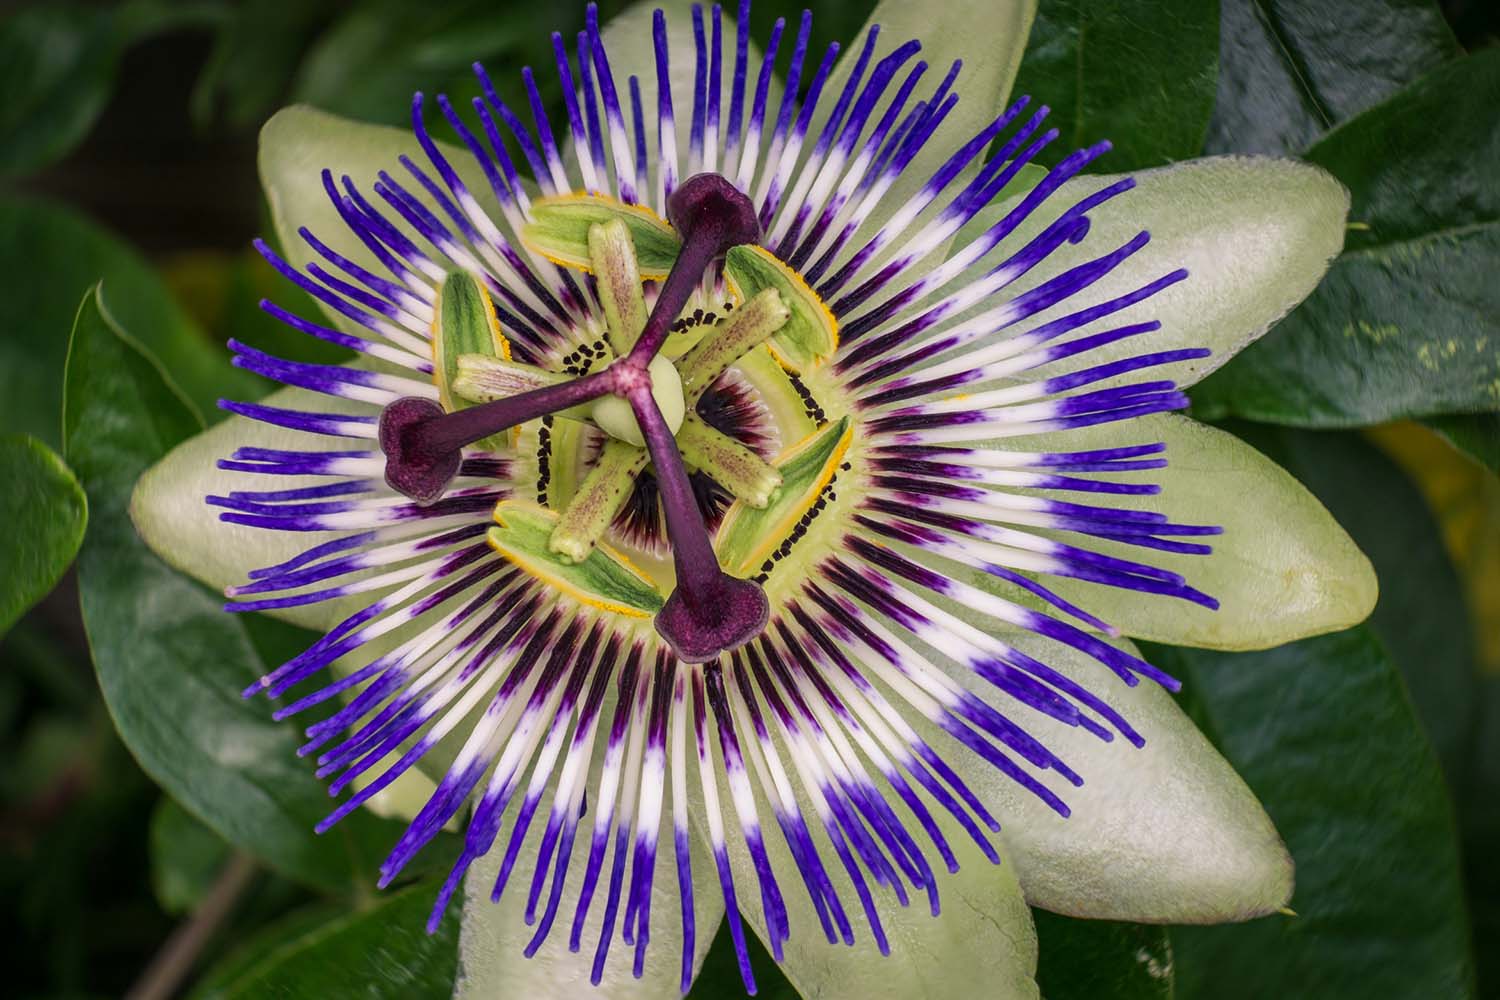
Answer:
[
  {"left": 1193, "top": 49, "right": 1500, "bottom": 428},
  {"left": 0, "top": 1, "right": 221, "bottom": 176},
  {"left": 291, "top": 0, "right": 565, "bottom": 128},
  {"left": 1205, "top": 0, "right": 1460, "bottom": 156},
  {"left": 1033, "top": 912, "right": 1173, "bottom": 999},
  {"left": 151, "top": 796, "right": 234, "bottom": 916},
  {"left": 1152, "top": 627, "right": 1475, "bottom": 999},
  {"left": 1010, "top": 0, "right": 1221, "bottom": 171},
  {"left": 0, "top": 434, "right": 86, "bottom": 635}
]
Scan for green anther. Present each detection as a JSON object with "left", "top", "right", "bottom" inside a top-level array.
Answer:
[
  {"left": 588, "top": 219, "right": 648, "bottom": 355},
  {"left": 432, "top": 270, "right": 513, "bottom": 450},
  {"left": 591, "top": 355, "right": 685, "bottom": 446},
  {"left": 678, "top": 288, "right": 791, "bottom": 403},
  {"left": 452, "top": 355, "right": 597, "bottom": 424},
  {"left": 677, "top": 415, "right": 782, "bottom": 509},
  {"left": 548, "top": 439, "right": 650, "bottom": 562},
  {"left": 723, "top": 244, "right": 839, "bottom": 374}
]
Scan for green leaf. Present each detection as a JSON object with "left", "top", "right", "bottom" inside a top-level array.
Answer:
[
  {"left": 1205, "top": 0, "right": 1459, "bottom": 156},
  {"left": 1033, "top": 910, "right": 1172, "bottom": 1000},
  {"left": 150, "top": 795, "right": 232, "bottom": 916},
  {"left": 193, "top": 884, "right": 459, "bottom": 999},
  {"left": 1193, "top": 50, "right": 1500, "bottom": 426},
  {"left": 0, "top": 195, "right": 259, "bottom": 447},
  {"left": 1002, "top": 413, "right": 1377, "bottom": 650},
  {"left": 1230, "top": 425, "right": 1477, "bottom": 783},
  {"left": 970, "top": 155, "right": 1349, "bottom": 391},
  {"left": 1010, "top": 0, "right": 1220, "bottom": 171},
  {"left": 1424, "top": 413, "right": 1500, "bottom": 476},
  {"left": 292, "top": 1, "right": 562, "bottom": 129},
  {"left": 1154, "top": 627, "right": 1475, "bottom": 999},
  {"left": 0, "top": 434, "right": 86, "bottom": 635},
  {"left": 64, "top": 284, "right": 414, "bottom": 893},
  {"left": 0, "top": 1, "right": 216, "bottom": 175}
]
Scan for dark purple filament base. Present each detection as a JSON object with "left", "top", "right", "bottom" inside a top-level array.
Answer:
[{"left": 378, "top": 172, "right": 769, "bottom": 661}]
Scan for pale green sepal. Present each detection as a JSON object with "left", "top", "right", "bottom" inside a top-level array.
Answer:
[
  {"left": 588, "top": 219, "right": 649, "bottom": 354},
  {"left": 258, "top": 105, "right": 495, "bottom": 336},
  {"left": 550, "top": 440, "right": 649, "bottom": 563},
  {"left": 967, "top": 156, "right": 1350, "bottom": 390},
  {"left": 716, "top": 416, "right": 851, "bottom": 577},
  {"left": 688, "top": 741, "right": 1039, "bottom": 1000},
  {"left": 129, "top": 385, "right": 500, "bottom": 786},
  {"left": 129, "top": 386, "right": 370, "bottom": 633},
  {"left": 488, "top": 501, "right": 665, "bottom": 617},
  {"left": 676, "top": 416, "right": 781, "bottom": 509},
  {"left": 523, "top": 195, "right": 680, "bottom": 277},
  {"left": 1025, "top": 413, "right": 1373, "bottom": 649},
  {"left": 457, "top": 763, "right": 725, "bottom": 1000},
  {"left": 929, "top": 629, "right": 1293, "bottom": 924},
  {"left": 833, "top": 0, "right": 1037, "bottom": 235},
  {"left": 723, "top": 245, "right": 837, "bottom": 374},
  {"left": 679, "top": 288, "right": 790, "bottom": 403}
]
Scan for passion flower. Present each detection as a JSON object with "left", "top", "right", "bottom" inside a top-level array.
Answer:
[{"left": 130, "top": 1, "right": 1379, "bottom": 996}]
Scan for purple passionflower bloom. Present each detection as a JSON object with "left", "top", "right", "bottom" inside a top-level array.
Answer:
[{"left": 132, "top": 1, "right": 1379, "bottom": 996}]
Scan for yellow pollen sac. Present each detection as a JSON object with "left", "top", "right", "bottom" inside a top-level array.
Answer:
[
  {"left": 723, "top": 244, "right": 839, "bottom": 375},
  {"left": 521, "top": 193, "right": 680, "bottom": 278},
  {"left": 715, "top": 416, "right": 853, "bottom": 578},
  {"left": 487, "top": 501, "right": 665, "bottom": 617}
]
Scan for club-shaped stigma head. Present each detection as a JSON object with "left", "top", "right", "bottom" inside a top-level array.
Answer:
[{"left": 379, "top": 396, "right": 462, "bottom": 505}]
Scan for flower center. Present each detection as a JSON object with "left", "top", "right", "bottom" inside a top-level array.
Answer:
[{"left": 380, "top": 173, "right": 799, "bottom": 663}]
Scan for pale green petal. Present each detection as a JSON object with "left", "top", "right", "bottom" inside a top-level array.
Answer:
[
  {"left": 456, "top": 789, "right": 724, "bottom": 1000},
  {"left": 998, "top": 413, "right": 1377, "bottom": 650},
  {"left": 259, "top": 105, "right": 494, "bottom": 333},
  {"left": 838, "top": 0, "right": 1037, "bottom": 233},
  {"left": 931, "top": 628, "right": 1292, "bottom": 923},
  {"left": 129, "top": 386, "right": 364, "bottom": 632},
  {"left": 777, "top": 836, "right": 1038, "bottom": 1000},
  {"left": 692, "top": 750, "right": 1038, "bottom": 999},
  {"left": 966, "top": 156, "right": 1350, "bottom": 388}
]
